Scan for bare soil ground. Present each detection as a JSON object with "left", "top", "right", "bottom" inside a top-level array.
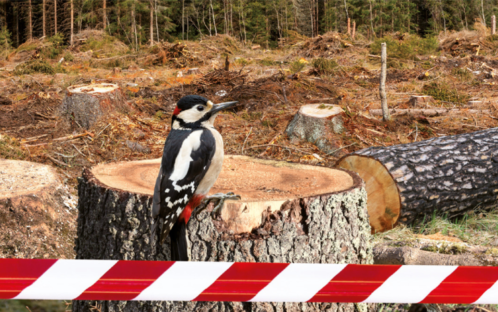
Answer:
[{"left": 1, "top": 29, "right": 498, "bottom": 311}]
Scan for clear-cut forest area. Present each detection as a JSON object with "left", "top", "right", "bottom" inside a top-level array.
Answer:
[{"left": 1, "top": 0, "right": 498, "bottom": 311}]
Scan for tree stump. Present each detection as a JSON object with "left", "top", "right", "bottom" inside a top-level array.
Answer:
[
  {"left": 408, "top": 96, "right": 434, "bottom": 107},
  {"left": 286, "top": 104, "right": 344, "bottom": 155},
  {"left": 336, "top": 128, "right": 498, "bottom": 233},
  {"left": 61, "top": 83, "right": 130, "bottom": 129},
  {"left": 0, "top": 159, "right": 77, "bottom": 259},
  {"left": 73, "top": 155, "right": 371, "bottom": 312}
]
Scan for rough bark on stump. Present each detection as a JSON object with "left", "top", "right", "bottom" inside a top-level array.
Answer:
[
  {"left": 0, "top": 159, "right": 77, "bottom": 259},
  {"left": 61, "top": 83, "right": 130, "bottom": 129},
  {"left": 73, "top": 156, "right": 372, "bottom": 312},
  {"left": 336, "top": 128, "right": 498, "bottom": 233},
  {"left": 286, "top": 104, "right": 344, "bottom": 155}
]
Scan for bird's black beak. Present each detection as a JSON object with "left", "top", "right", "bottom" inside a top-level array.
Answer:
[{"left": 209, "top": 101, "right": 238, "bottom": 115}]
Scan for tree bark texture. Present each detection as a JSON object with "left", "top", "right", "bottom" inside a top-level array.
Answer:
[
  {"left": 61, "top": 84, "right": 129, "bottom": 129},
  {"left": 338, "top": 128, "right": 498, "bottom": 228},
  {"left": 73, "top": 167, "right": 372, "bottom": 312}
]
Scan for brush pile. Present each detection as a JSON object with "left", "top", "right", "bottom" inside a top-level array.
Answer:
[
  {"left": 292, "top": 32, "right": 353, "bottom": 58},
  {"left": 439, "top": 23, "right": 498, "bottom": 56},
  {"left": 150, "top": 35, "right": 240, "bottom": 68}
]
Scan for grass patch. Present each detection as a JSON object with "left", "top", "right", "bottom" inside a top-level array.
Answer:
[
  {"left": 234, "top": 57, "right": 250, "bottom": 66},
  {"left": 64, "top": 52, "right": 74, "bottom": 62},
  {"left": 289, "top": 59, "right": 306, "bottom": 74},
  {"left": 258, "top": 57, "right": 279, "bottom": 66},
  {"left": 13, "top": 60, "right": 57, "bottom": 75},
  {"left": 0, "top": 299, "right": 68, "bottom": 312},
  {"left": 374, "top": 209, "right": 498, "bottom": 247},
  {"left": 311, "top": 57, "right": 338, "bottom": 75},
  {"left": 451, "top": 68, "right": 473, "bottom": 82},
  {"left": 422, "top": 81, "right": 470, "bottom": 103},
  {"left": 0, "top": 134, "right": 28, "bottom": 160}
]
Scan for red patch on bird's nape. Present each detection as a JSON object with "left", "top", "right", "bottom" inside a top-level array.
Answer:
[
  {"left": 178, "top": 195, "right": 205, "bottom": 224},
  {"left": 173, "top": 107, "right": 181, "bottom": 115}
]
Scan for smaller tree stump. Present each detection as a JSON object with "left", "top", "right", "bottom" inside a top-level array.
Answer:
[
  {"left": 408, "top": 96, "right": 434, "bottom": 107},
  {"left": 186, "top": 68, "right": 200, "bottom": 75},
  {"left": 61, "top": 83, "right": 130, "bottom": 129},
  {"left": 0, "top": 159, "right": 76, "bottom": 259},
  {"left": 286, "top": 104, "right": 344, "bottom": 154}
]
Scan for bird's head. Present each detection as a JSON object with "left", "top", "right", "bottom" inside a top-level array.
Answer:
[{"left": 171, "top": 95, "right": 238, "bottom": 130}]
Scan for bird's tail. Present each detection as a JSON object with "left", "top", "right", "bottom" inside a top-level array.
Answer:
[{"left": 169, "top": 221, "right": 188, "bottom": 261}]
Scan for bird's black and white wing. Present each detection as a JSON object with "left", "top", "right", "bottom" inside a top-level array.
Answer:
[{"left": 151, "top": 128, "right": 215, "bottom": 242}]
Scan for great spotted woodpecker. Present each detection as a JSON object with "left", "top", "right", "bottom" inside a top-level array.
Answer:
[{"left": 151, "top": 95, "right": 240, "bottom": 261}]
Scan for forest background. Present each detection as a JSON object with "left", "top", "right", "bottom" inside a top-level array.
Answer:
[{"left": 0, "top": 0, "right": 497, "bottom": 51}]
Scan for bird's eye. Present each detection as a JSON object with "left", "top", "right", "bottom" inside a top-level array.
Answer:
[{"left": 197, "top": 106, "right": 205, "bottom": 111}]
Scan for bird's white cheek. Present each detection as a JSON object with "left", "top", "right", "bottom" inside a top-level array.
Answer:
[{"left": 177, "top": 110, "right": 207, "bottom": 123}]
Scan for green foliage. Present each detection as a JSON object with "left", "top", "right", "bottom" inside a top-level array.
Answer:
[
  {"left": 422, "top": 81, "right": 470, "bottom": 103},
  {"left": 64, "top": 52, "right": 75, "bottom": 62},
  {"left": 370, "top": 35, "right": 438, "bottom": 61},
  {"left": 235, "top": 57, "right": 250, "bottom": 66},
  {"left": 289, "top": 59, "right": 306, "bottom": 74},
  {"left": 14, "top": 60, "right": 56, "bottom": 75},
  {"left": 0, "top": 26, "right": 12, "bottom": 50},
  {"left": 451, "top": 68, "right": 473, "bottom": 82},
  {"left": 0, "top": 299, "right": 68, "bottom": 312},
  {"left": 258, "top": 57, "right": 279, "bottom": 66},
  {"left": 311, "top": 58, "right": 338, "bottom": 75},
  {"left": 39, "top": 34, "right": 66, "bottom": 59},
  {"left": 0, "top": 135, "right": 28, "bottom": 160}
]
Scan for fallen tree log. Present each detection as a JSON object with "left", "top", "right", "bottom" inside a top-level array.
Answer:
[
  {"left": 336, "top": 128, "right": 498, "bottom": 233},
  {"left": 0, "top": 159, "right": 77, "bottom": 259},
  {"left": 61, "top": 83, "right": 130, "bottom": 129},
  {"left": 369, "top": 108, "right": 491, "bottom": 117},
  {"left": 73, "top": 155, "right": 371, "bottom": 312}
]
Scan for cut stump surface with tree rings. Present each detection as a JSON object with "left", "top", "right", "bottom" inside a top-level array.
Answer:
[
  {"left": 336, "top": 128, "right": 498, "bottom": 233},
  {"left": 61, "top": 83, "right": 129, "bottom": 129},
  {"left": 0, "top": 159, "right": 77, "bottom": 259},
  {"left": 286, "top": 104, "right": 344, "bottom": 155},
  {"left": 74, "top": 155, "right": 372, "bottom": 312}
]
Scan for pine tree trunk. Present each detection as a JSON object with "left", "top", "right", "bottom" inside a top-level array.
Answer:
[
  {"left": 70, "top": 0, "right": 73, "bottom": 45},
  {"left": 72, "top": 156, "right": 372, "bottom": 312},
  {"left": 150, "top": 0, "right": 153, "bottom": 46},
  {"left": 103, "top": 0, "right": 106, "bottom": 30},
  {"left": 43, "top": 0, "right": 46, "bottom": 37},
  {"left": 54, "top": 0, "right": 57, "bottom": 35},
  {"left": 28, "top": 0, "right": 32, "bottom": 41},
  {"left": 336, "top": 128, "right": 498, "bottom": 233}
]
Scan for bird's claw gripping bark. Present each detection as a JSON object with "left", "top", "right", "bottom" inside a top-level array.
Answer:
[{"left": 193, "top": 192, "right": 241, "bottom": 221}]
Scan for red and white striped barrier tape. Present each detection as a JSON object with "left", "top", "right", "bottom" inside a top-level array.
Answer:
[{"left": 2, "top": 259, "right": 498, "bottom": 303}]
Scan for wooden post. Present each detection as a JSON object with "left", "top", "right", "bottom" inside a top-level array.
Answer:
[
  {"left": 352, "top": 20, "right": 356, "bottom": 40},
  {"left": 380, "top": 43, "right": 389, "bottom": 121},
  {"left": 347, "top": 17, "right": 351, "bottom": 36},
  {"left": 492, "top": 15, "right": 496, "bottom": 35}
]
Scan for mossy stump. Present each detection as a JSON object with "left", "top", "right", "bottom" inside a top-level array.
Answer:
[{"left": 73, "top": 156, "right": 372, "bottom": 312}]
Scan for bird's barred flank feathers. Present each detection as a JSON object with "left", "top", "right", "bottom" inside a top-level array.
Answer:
[{"left": 4, "top": 259, "right": 498, "bottom": 303}]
